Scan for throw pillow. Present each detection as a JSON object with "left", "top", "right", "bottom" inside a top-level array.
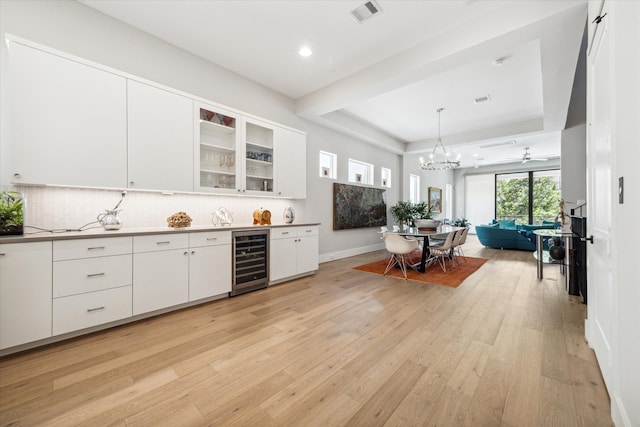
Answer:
[{"left": 497, "top": 219, "right": 517, "bottom": 229}]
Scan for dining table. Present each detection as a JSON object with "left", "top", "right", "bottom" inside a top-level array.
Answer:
[{"left": 396, "top": 225, "right": 464, "bottom": 272}]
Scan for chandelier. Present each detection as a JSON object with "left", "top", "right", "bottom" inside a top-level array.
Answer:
[{"left": 419, "top": 107, "right": 460, "bottom": 170}]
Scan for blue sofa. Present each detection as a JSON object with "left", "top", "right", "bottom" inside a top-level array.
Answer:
[{"left": 475, "top": 220, "right": 558, "bottom": 251}]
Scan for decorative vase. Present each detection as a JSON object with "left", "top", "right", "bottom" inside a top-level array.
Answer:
[
  {"left": 548, "top": 237, "right": 565, "bottom": 261},
  {"left": 283, "top": 206, "right": 295, "bottom": 224}
]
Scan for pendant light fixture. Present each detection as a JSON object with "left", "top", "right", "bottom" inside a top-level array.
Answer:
[{"left": 419, "top": 107, "right": 460, "bottom": 170}]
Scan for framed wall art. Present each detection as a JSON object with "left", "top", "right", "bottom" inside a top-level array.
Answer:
[{"left": 428, "top": 187, "right": 442, "bottom": 213}]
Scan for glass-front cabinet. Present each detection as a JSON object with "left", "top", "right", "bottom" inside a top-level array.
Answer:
[
  {"left": 195, "top": 103, "right": 239, "bottom": 192},
  {"left": 245, "top": 120, "right": 274, "bottom": 193}
]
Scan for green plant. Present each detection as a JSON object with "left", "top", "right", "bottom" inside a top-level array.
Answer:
[
  {"left": 0, "top": 191, "right": 24, "bottom": 235},
  {"left": 390, "top": 201, "right": 434, "bottom": 228},
  {"left": 453, "top": 217, "right": 471, "bottom": 227}
]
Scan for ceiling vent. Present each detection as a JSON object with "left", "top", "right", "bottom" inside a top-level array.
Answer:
[
  {"left": 474, "top": 94, "right": 491, "bottom": 104},
  {"left": 350, "top": 1, "right": 382, "bottom": 23},
  {"left": 479, "top": 140, "right": 517, "bottom": 149}
]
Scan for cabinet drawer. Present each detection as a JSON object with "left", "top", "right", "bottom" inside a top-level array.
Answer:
[
  {"left": 54, "top": 237, "right": 132, "bottom": 261},
  {"left": 53, "top": 254, "right": 132, "bottom": 298},
  {"left": 134, "top": 233, "right": 189, "bottom": 253},
  {"left": 296, "top": 226, "right": 318, "bottom": 237},
  {"left": 189, "top": 230, "right": 232, "bottom": 248},
  {"left": 53, "top": 286, "right": 132, "bottom": 336},
  {"left": 270, "top": 228, "right": 297, "bottom": 240}
]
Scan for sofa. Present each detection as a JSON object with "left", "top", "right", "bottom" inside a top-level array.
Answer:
[{"left": 475, "top": 219, "right": 558, "bottom": 251}]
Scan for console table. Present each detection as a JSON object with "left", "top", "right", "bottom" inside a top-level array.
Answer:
[{"left": 533, "top": 229, "right": 573, "bottom": 283}]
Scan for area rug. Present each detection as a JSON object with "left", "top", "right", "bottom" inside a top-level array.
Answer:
[{"left": 353, "top": 255, "right": 489, "bottom": 288}]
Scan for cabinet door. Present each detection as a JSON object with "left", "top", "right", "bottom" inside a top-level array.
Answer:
[
  {"left": 194, "top": 102, "right": 241, "bottom": 193},
  {"left": 274, "top": 127, "right": 306, "bottom": 198},
  {"left": 297, "top": 234, "right": 319, "bottom": 275},
  {"left": 0, "top": 242, "right": 52, "bottom": 349},
  {"left": 244, "top": 119, "right": 274, "bottom": 194},
  {"left": 269, "top": 238, "right": 298, "bottom": 282},
  {"left": 133, "top": 249, "right": 189, "bottom": 315},
  {"left": 189, "top": 245, "right": 232, "bottom": 301},
  {"left": 128, "top": 80, "right": 193, "bottom": 192},
  {"left": 10, "top": 42, "right": 127, "bottom": 188}
]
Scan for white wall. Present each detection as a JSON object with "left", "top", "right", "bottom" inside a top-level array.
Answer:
[{"left": 0, "top": 0, "right": 402, "bottom": 262}]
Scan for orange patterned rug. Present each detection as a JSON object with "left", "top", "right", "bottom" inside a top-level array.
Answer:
[{"left": 353, "top": 255, "right": 489, "bottom": 288}]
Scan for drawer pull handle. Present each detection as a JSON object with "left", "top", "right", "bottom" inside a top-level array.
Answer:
[
  {"left": 282, "top": 232, "right": 289, "bottom": 235},
  {"left": 206, "top": 237, "right": 218, "bottom": 241},
  {"left": 88, "top": 246, "right": 106, "bottom": 251},
  {"left": 156, "top": 241, "right": 171, "bottom": 245},
  {"left": 87, "top": 306, "right": 105, "bottom": 312},
  {"left": 305, "top": 230, "right": 312, "bottom": 233},
  {"left": 87, "top": 273, "right": 105, "bottom": 278},
  {"left": 0, "top": 253, "right": 6, "bottom": 256}
]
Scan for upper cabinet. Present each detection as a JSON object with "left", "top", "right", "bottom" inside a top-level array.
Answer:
[
  {"left": 7, "top": 38, "right": 306, "bottom": 198},
  {"left": 194, "top": 102, "right": 240, "bottom": 193},
  {"left": 9, "top": 41, "right": 127, "bottom": 188},
  {"left": 244, "top": 119, "right": 275, "bottom": 194},
  {"left": 127, "top": 81, "right": 193, "bottom": 192},
  {"left": 274, "top": 127, "right": 306, "bottom": 198}
]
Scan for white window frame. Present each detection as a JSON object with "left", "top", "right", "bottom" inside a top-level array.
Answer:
[
  {"left": 409, "top": 173, "right": 420, "bottom": 203},
  {"left": 319, "top": 150, "right": 337, "bottom": 179},
  {"left": 348, "top": 158, "right": 373, "bottom": 185},
  {"left": 381, "top": 167, "right": 391, "bottom": 188}
]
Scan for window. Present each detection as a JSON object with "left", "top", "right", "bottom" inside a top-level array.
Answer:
[
  {"left": 496, "top": 169, "right": 561, "bottom": 224},
  {"left": 348, "top": 159, "right": 373, "bottom": 185},
  {"left": 409, "top": 173, "right": 420, "bottom": 203},
  {"left": 319, "top": 150, "right": 336, "bottom": 179},
  {"left": 381, "top": 167, "right": 391, "bottom": 188}
]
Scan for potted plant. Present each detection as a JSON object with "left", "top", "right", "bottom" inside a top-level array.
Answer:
[
  {"left": 453, "top": 217, "right": 471, "bottom": 227},
  {"left": 0, "top": 191, "right": 25, "bottom": 236},
  {"left": 413, "top": 201, "right": 440, "bottom": 230},
  {"left": 390, "top": 200, "right": 416, "bottom": 228}
]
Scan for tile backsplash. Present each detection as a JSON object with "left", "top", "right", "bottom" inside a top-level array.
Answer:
[{"left": 16, "top": 186, "right": 305, "bottom": 232}]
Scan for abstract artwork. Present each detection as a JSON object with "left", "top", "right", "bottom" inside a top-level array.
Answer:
[{"left": 333, "top": 183, "right": 387, "bottom": 230}]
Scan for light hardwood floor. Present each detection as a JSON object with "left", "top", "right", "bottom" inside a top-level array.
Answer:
[{"left": 0, "top": 235, "right": 613, "bottom": 426}]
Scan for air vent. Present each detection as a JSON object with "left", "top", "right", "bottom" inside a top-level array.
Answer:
[
  {"left": 474, "top": 95, "right": 491, "bottom": 104},
  {"left": 350, "top": 1, "right": 382, "bottom": 23},
  {"left": 479, "top": 140, "right": 516, "bottom": 149}
]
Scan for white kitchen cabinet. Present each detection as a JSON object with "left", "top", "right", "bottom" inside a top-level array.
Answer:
[
  {"left": 270, "top": 226, "right": 318, "bottom": 283},
  {"left": 0, "top": 242, "right": 52, "bottom": 350},
  {"left": 133, "top": 234, "right": 189, "bottom": 315},
  {"left": 188, "top": 231, "right": 232, "bottom": 300},
  {"left": 52, "top": 237, "right": 133, "bottom": 335},
  {"left": 274, "top": 127, "right": 306, "bottom": 198},
  {"left": 244, "top": 119, "right": 275, "bottom": 194},
  {"left": 9, "top": 41, "right": 127, "bottom": 188},
  {"left": 194, "top": 102, "right": 241, "bottom": 193},
  {"left": 128, "top": 80, "right": 194, "bottom": 192}
]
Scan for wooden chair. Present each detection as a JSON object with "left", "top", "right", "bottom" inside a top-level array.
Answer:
[{"left": 383, "top": 233, "right": 419, "bottom": 279}]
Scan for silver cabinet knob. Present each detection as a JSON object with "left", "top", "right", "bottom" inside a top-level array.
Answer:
[{"left": 13, "top": 173, "right": 21, "bottom": 179}]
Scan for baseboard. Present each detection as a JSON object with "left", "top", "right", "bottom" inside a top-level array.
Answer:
[
  {"left": 319, "top": 242, "right": 385, "bottom": 263},
  {"left": 612, "top": 393, "right": 632, "bottom": 427}
]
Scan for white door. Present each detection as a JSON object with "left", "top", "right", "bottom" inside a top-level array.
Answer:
[{"left": 586, "top": 0, "right": 615, "bottom": 390}]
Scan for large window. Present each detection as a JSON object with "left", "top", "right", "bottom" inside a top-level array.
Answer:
[{"left": 496, "top": 169, "right": 561, "bottom": 224}]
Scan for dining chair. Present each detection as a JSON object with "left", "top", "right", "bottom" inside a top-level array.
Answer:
[
  {"left": 427, "top": 230, "right": 457, "bottom": 272},
  {"left": 383, "top": 233, "right": 420, "bottom": 279},
  {"left": 453, "top": 227, "right": 470, "bottom": 262}
]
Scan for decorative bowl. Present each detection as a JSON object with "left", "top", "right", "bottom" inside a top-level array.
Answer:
[{"left": 415, "top": 219, "right": 441, "bottom": 231}]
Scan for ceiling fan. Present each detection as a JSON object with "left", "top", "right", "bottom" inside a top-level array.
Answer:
[{"left": 502, "top": 147, "right": 548, "bottom": 164}]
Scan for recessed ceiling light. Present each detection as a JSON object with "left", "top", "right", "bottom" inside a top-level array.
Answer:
[
  {"left": 474, "top": 95, "right": 491, "bottom": 104},
  {"left": 299, "top": 47, "right": 312, "bottom": 57}
]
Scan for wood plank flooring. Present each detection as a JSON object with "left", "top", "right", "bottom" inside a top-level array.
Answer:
[{"left": 0, "top": 235, "right": 613, "bottom": 426}]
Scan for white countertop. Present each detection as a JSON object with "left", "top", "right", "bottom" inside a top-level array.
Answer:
[{"left": 0, "top": 222, "right": 321, "bottom": 244}]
